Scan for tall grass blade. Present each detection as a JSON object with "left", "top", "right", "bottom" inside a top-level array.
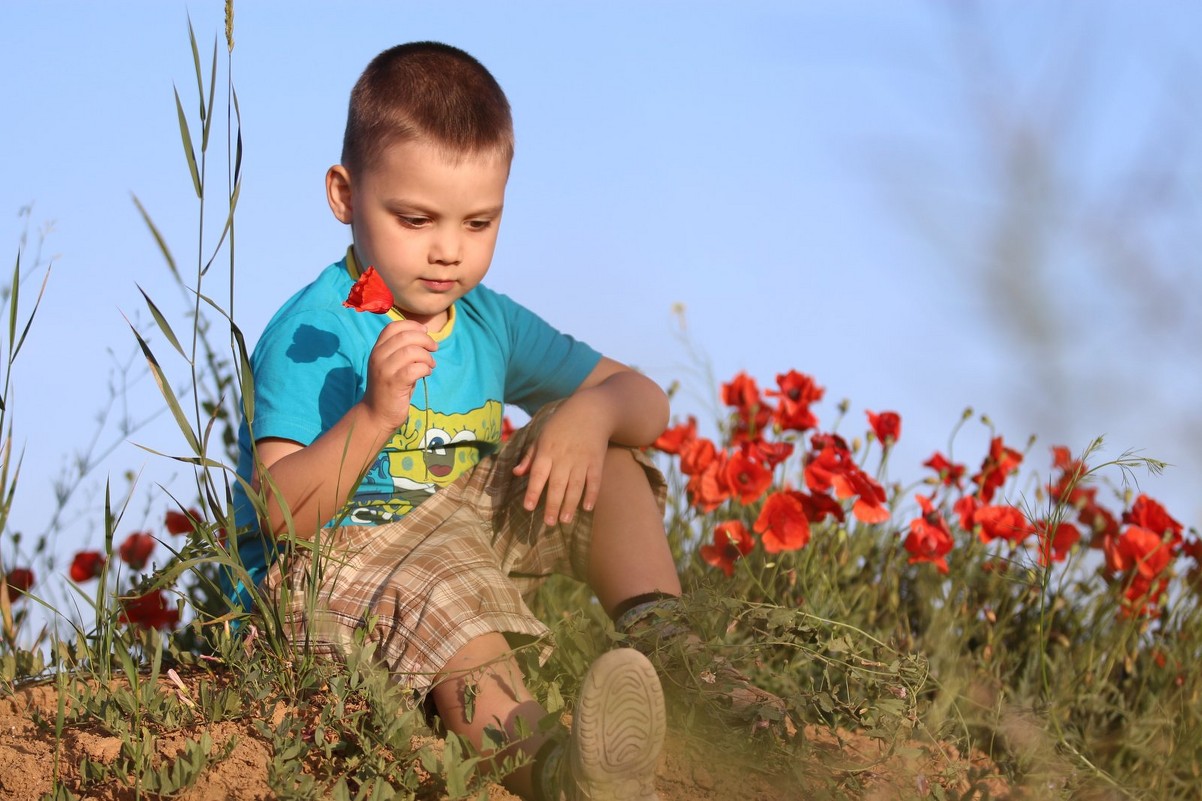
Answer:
[
  {"left": 11, "top": 264, "right": 51, "bottom": 362},
  {"left": 233, "top": 325, "right": 253, "bottom": 422},
  {"left": 127, "top": 321, "right": 201, "bottom": 455},
  {"left": 191, "top": 294, "right": 253, "bottom": 419},
  {"left": 6, "top": 253, "right": 18, "bottom": 360},
  {"left": 202, "top": 180, "right": 240, "bottom": 275},
  {"left": 132, "top": 194, "right": 180, "bottom": 283},
  {"left": 232, "top": 88, "right": 243, "bottom": 183},
  {"left": 187, "top": 16, "right": 204, "bottom": 124},
  {"left": 0, "top": 575, "right": 13, "bottom": 646},
  {"left": 0, "top": 439, "right": 23, "bottom": 527},
  {"left": 174, "top": 86, "right": 202, "bottom": 198},
  {"left": 203, "top": 36, "right": 218, "bottom": 151},
  {"left": 137, "top": 286, "right": 187, "bottom": 361}
]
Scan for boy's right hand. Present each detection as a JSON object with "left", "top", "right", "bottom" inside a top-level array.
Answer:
[{"left": 361, "top": 320, "right": 437, "bottom": 430}]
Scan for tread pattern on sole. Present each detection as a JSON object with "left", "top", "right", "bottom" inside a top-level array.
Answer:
[{"left": 569, "top": 648, "right": 665, "bottom": 801}]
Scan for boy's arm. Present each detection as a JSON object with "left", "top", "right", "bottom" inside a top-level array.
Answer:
[
  {"left": 251, "top": 319, "right": 437, "bottom": 538},
  {"left": 513, "top": 356, "right": 669, "bottom": 526}
]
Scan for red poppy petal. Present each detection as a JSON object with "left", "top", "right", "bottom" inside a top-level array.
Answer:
[{"left": 343, "top": 266, "right": 394, "bottom": 313}]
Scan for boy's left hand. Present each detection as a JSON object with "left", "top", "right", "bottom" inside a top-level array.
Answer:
[{"left": 512, "top": 397, "right": 610, "bottom": 526}]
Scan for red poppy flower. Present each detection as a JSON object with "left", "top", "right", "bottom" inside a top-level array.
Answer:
[
  {"left": 721, "top": 445, "right": 774, "bottom": 505},
  {"left": 1105, "top": 524, "right": 1173, "bottom": 615},
  {"left": 1121, "top": 574, "right": 1169, "bottom": 618},
  {"left": 343, "top": 265, "right": 394, "bottom": 313},
  {"left": 679, "top": 437, "right": 718, "bottom": 476},
  {"left": 1123, "top": 495, "right": 1183, "bottom": 545},
  {"left": 721, "top": 373, "right": 772, "bottom": 445},
  {"left": 796, "top": 489, "right": 845, "bottom": 524},
  {"left": 804, "top": 439, "right": 887, "bottom": 523},
  {"left": 721, "top": 372, "right": 761, "bottom": 410},
  {"left": 754, "top": 490, "right": 811, "bottom": 553},
  {"left": 164, "top": 507, "right": 201, "bottom": 536},
  {"left": 653, "top": 417, "right": 697, "bottom": 455},
  {"left": 69, "top": 551, "right": 107, "bottom": 582},
  {"left": 749, "top": 439, "right": 794, "bottom": 469},
  {"left": 904, "top": 494, "right": 955, "bottom": 573},
  {"left": 832, "top": 467, "right": 889, "bottom": 524},
  {"left": 687, "top": 454, "right": 731, "bottom": 513},
  {"left": 923, "top": 451, "right": 966, "bottom": 489},
  {"left": 971, "top": 436, "right": 1024, "bottom": 503},
  {"left": 766, "top": 370, "right": 823, "bottom": 433},
  {"left": 118, "top": 589, "right": 180, "bottom": 630},
  {"left": 700, "top": 521, "right": 755, "bottom": 577},
  {"left": 1183, "top": 537, "right": 1202, "bottom": 565},
  {"left": 802, "top": 442, "right": 842, "bottom": 495},
  {"left": 1035, "top": 519, "right": 1080, "bottom": 566},
  {"left": 866, "top": 410, "right": 901, "bottom": 445},
  {"left": 973, "top": 504, "right": 1032, "bottom": 545},
  {"left": 500, "top": 416, "right": 515, "bottom": 443},
  {"left": 119, "top": 532, "right": 156, "bottom": 571},
  {"left": 1105, "top": 525, "right": 1172, "bottom": 580},
  {"left": 4, "top": 568, "right": 34, "bottom": 596},
  {"left": 953, "top": 494, "right": 980, "bottom": 531}
]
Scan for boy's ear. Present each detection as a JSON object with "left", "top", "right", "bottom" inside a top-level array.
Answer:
[{"left": 326, "top": 165, "right": 354, "bottom": 224}]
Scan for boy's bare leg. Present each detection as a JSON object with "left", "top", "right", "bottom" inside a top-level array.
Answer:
[
  {"left": 432, "top": 632, "right": 550, "bottom": 799},
  {"left": 585, "top": 447, "right": 681, "bottom": 615},
  {"left": 586, "top": 447, "right": 795, "bottom": 737}
]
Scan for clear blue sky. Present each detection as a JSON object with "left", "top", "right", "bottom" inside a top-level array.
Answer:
[{"left": 2, "top": 2, "right": 1198, "bottom": 602}]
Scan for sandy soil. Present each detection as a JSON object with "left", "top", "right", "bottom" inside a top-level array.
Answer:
[{"left": 0, "top": 676, "right": 1010, "bottom": 800}]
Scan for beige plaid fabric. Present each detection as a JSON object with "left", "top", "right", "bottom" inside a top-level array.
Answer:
[{"left": 261, "top": 401, "right": 667, "bottom": 691}]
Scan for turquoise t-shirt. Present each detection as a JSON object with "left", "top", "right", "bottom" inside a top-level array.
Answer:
[{"left": 227, "top": 253, "right": 601, "bottom": 609}]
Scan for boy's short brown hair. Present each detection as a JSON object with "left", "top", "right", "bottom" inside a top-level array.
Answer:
[{"left": 341, "top": 41, "right": 514, "bottom": 172}]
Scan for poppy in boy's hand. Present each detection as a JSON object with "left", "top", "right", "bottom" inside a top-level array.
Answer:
[{"left": 343, "top": 266, "right": 394, "bottom": 313}]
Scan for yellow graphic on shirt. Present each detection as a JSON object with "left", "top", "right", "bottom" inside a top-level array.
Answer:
[{"left": 340, "top": 400, "right": 503, "bottom": 525}]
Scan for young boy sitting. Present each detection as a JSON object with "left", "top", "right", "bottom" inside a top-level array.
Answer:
[{"left": 231, "top": 41, "right": 787, "bottom": 801}]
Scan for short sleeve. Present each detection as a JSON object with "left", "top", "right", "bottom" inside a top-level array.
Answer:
[
  {"left": 488, "top": 290, "right": 601, "bottom": 414},
  {"left": 244, "top": 310, "right": 365, "bottom": 446}
]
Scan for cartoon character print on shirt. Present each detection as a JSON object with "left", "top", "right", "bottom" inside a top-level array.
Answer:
[{"left": 341, "top": 400, "right": 503, "bottom": 524}]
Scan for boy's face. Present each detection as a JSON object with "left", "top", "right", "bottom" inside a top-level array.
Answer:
[{"left": 327, "top": 139, "right": 509, "bottom": 329}]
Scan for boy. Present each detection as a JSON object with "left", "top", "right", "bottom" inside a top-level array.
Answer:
[
  {"left": 232, "top": 40, "right": 792, "bottom": 801},
  {"left": 232, "top": 41, "right": 680, "bottom": 801}
]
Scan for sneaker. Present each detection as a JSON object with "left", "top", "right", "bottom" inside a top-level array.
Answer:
[
  {"left": 617, "top": 598, "right": 798, "bottom": 738},
  {"left": 564, "top": 648, "right": 665, "bottom": 801}
]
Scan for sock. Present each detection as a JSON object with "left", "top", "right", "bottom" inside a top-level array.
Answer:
[
  {"left": 610, "top": 592, "right": 678, "bottom": 626},
  {"left": 612, "top": 593, "right": 685, "bottom": 638},
  {"left": 531, "top": 731, "right": 569, "bottom": 801}
]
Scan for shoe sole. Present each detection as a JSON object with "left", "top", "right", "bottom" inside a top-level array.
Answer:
[{"left": 570, "top": 648, "right": 665, "bottom": 801}]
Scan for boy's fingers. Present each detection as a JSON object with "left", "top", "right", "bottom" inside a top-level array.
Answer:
[
  {"left": 538, "top": 466, "right": 564, "bottom": 524},
  {"left": 581, "top": 469, "right": 601, "bottom": 513},
  {"left": 522, "top": 456, "right": 549, "bottom": 512},
  {"left": 377, "top": 322, "right": 437, "bottom": 352},
  {"left": 558, "top": 471, "right": 587, "bottom": 523}
]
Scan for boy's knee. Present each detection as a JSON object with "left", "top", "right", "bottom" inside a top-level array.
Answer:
[
  {"left": 603, "top": 445, "right": 646, "bottom": 480},
  {"left": 598, "top": 446, "right": 659, "bottom": 505}
]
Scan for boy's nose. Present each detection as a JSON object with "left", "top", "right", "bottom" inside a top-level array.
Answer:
[{"left": 428, "top": 228, "right": 462, "bottom": 265}]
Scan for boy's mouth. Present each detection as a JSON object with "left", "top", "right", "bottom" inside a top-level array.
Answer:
[{"left": 421, "top": 279, "right": 456, "bottom": 292}]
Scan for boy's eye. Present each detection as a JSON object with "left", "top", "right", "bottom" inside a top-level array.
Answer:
[
  {"left": 466, "top": 219, "right": 492, "bottom": 232},
  {"left": 399, "top": 216, "right": 429, "bottom": 228}
]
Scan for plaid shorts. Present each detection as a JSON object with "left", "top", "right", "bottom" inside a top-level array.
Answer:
[{"left": 262, "top": 401, "right": 667, "bottom": 691}]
